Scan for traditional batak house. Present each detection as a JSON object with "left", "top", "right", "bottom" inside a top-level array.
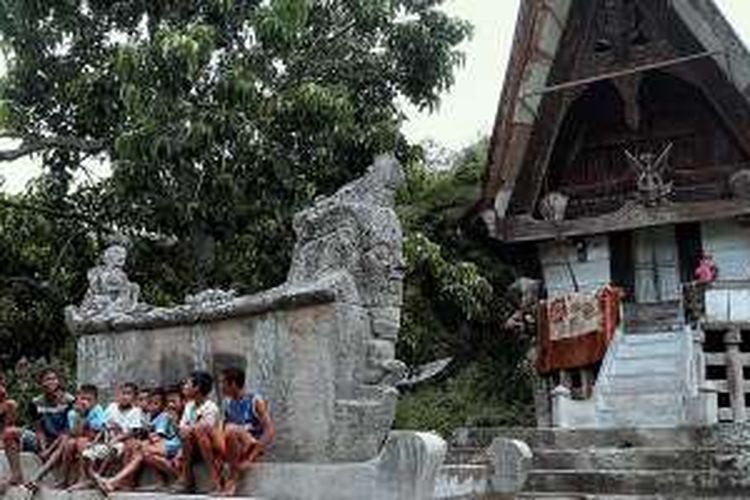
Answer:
[{"left": 478, "top": 0, "right": 750, "bottom": 428}]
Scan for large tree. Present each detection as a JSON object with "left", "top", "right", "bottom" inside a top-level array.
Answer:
[{"left": 0, "top": 0, "right": 470, "bottom": 333}]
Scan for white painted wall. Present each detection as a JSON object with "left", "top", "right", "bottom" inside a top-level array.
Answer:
[
  {"left": 702, "top": 219, "right": 750, "bottom": 281},
  {"left": 702, "top": 219, "right": 750, "bottom": 321},
  {"left": 539, "top": 236, "right": 611, "bottom": 298}
]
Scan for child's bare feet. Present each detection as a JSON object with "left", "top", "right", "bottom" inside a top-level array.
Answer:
[
  {"left": 221, "top": 478, "right": 238, "bottom": 496},
  {"left": 168, "top": 479, "right": 194, "bottom": 494},
  {"left": 67, "top": 479, "right": 94, "bottom": 491},
  {"left": 92, "top": 473, "right": 115, "bottom": 495}
]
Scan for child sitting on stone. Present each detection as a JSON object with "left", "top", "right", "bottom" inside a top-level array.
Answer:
[
  {"left": 93, "top": 386, "right": 175, "bottom": 492},
  {"left": 219, "top": 367, "right": 275, "bottom": 496},
  {"left": 94, "top": 388, "right": 182, "bottom": 493},
  {"left": 172, "top": 371, "right": 222, "bottom": 494},
  {"left": 143, "top": 385, "right": 184, "bottom": 487},
  {"left": 0, "top": 371, "right": 20, "bottom": 492},
  {"left": 2, "top": 368, "right": 74, "bottom": 488},
  {"left": 28, "top": 384, "right": 106, "bottom": 490},
  {"left": 74, "top": 382, "right": 145, "bottom": 489}
]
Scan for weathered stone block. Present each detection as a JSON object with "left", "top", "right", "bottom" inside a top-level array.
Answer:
[{"left": 486, "top": 438, "right": 532, "bottom": 495}]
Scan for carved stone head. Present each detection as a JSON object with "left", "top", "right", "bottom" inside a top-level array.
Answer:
[{"left": 102, "top": 245, "right": 128, "bottom": 269}]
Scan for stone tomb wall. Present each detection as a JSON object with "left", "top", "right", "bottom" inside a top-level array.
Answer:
[
  {"left": 70, "top": 156, "right": 407, "bottom": 466},
  {"left": 76, "top": 278, "right": 397, "bottom": 464}
]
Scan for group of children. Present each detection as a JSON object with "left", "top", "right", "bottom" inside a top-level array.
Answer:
[{"left": 0, "top": 366, "right": 275, "bottom": 496}]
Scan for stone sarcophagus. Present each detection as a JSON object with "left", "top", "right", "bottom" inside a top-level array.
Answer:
[{"left": 67, "top": 155, "right": 406, "bottom": 464}]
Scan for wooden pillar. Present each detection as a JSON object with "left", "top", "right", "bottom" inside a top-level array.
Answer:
[
  {"left": 724, "top": 328, "right": 746, "bottom": 423},
  {"left": 580, "top": 368, "right": 594, "bottom": 399},
  {"left": 693, "top": 326, "right": 706, "bottom": 387}
]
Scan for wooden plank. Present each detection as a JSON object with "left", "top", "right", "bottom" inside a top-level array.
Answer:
[
  {"left": 719, "top": 407, "right": 733, "bottom": 422},
  {"left": 495, "top": 199, "right": 750, "bottom": 243},
  {"left": 703, "top": 321, "right": 750, "bottom": 330},
  {"left": 708, "top": 380, "right": 750, "bottom": 393},
  {"left": 703, "top": 353, "right": 750, "bottom": 365}
]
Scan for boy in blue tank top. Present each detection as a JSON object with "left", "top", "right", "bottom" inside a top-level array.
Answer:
[{"left": 219, "top": 367, "right": 275, "bottom": 496}]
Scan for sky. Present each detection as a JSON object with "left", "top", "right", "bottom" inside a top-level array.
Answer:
[{"left": 3, "top": 0, "right": 750, "bottom": 192}]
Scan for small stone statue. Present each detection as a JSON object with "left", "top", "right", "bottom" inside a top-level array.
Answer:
[{"left": 79, "top": 244, "right": 141, "bottom": 317}]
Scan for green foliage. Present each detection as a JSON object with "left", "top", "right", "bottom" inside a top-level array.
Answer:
[
  {"left": 395, "top": 364, "right": 534, "bottom": 437},
  {"left": 0, "top": 0, "right": 470, "bottom": 362},
  {"left": 0, "top": 191, "right": 96, "bottom": 365},
  {"left": 395, "top": 138, "right": 534, "bottom": 430}
]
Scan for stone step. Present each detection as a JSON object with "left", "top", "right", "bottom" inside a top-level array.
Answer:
[
  {"left": 609, "top": 356, "right": 685, "bottom": 375},
  {"left": 614, "top": 342, "right": 680, "bottom": 358},
  {"left": 524, "top": 469, "right": 750, "bottom": 496},
  {"left": 531, "top": 447, "right": 733, "bottom": 471},
  {"left": 596, "top": 376, "right": 683, "bottom": 394},
  {"left": 618, "top": 333, "right": 680, "bottom": 345},
  {"left": 596, "top": 393, "right": 685, "bottom": 409},
  {"left": 595, "top": 408, "right": 684, "bottom": 428},
  {"left": 450, "top": 427, "right": 709, "bottom": 450}
]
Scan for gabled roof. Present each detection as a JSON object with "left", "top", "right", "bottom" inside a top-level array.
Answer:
[{"left": 479, "top": 0, "right": 750, "bottom": 241}]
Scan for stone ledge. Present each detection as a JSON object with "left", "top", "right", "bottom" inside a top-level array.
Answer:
[
  {"left": 2, "top": 431, "right": 446, "bottom": 500},
  {"left": 67, "top": 276, "right": 354, "bottom": 336}
]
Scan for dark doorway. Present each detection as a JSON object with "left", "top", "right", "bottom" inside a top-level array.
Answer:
[
  {"left": 676, "top": 222, "right": 703, "bottom": 283},
  {"left": 609, "top": 231, "right": 634, "bottom": 302}
]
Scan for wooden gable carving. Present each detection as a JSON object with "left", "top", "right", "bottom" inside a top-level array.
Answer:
[{"left": 482, "top": 0, "right": 750, "bottom": 243}]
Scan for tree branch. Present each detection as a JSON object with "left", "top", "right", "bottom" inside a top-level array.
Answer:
[
  {"left": 0, "top": 197, "right": 107, "bottom": 229},
  {"left": 0, "top": 136, "right": 105, "bottom": 162}
]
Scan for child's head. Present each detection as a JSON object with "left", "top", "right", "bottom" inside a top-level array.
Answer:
[
  {"left": 147, "top": 387, "right": 166, "bottom": 416},
  {"left": 75, "top": 384, "right": 98, "bottom": 412},
  {"left": 117, "top": 382, "right": 138, "bottom": 408},
  {"left": 137, "top": 389, "right": 150, "bottom": 411},
  {"left": 165, "top": 385, "right": 184, "bottom": 416},
  {"left": 220, "top": 367, "right": 245, "bottom": 398},
  {"left": 38, "top": 368, "right": 62, "bottom": 395},
  {"left": 184, "top": 371, "right": 213, "bottom": 399}
]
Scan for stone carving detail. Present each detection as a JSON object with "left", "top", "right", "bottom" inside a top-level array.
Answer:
[
  {"left": 184, "top": 288, "right": 237, "bottom": 306},
  {"left": 288, "top": 154, "right": 407, "bottom": 386},
  {"left": 70, "top": 244, "right": 144, "bottom": 322}
]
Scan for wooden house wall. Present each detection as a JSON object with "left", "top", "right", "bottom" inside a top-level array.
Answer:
[
  {"left": 703, "top": 219, "right": 750, "bottom": 321},
  {"left": 539, "top": 235, "right": 611, "bottom": 298},
  {"left": 702, "top": 220, "right": 750, "bottom": 281}
]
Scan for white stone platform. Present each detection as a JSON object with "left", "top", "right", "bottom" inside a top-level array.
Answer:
[{"left": 1, "top": 431, "right": 446, "bottom": 500}]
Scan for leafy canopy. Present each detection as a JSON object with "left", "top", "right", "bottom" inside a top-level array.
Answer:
[{"left": 0, "top": 0, "right": 471, "bottom": 301}]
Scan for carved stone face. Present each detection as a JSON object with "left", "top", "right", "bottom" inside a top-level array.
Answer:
[{"left": 103, "top": 245, "right": 128, "bottom": 269}]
